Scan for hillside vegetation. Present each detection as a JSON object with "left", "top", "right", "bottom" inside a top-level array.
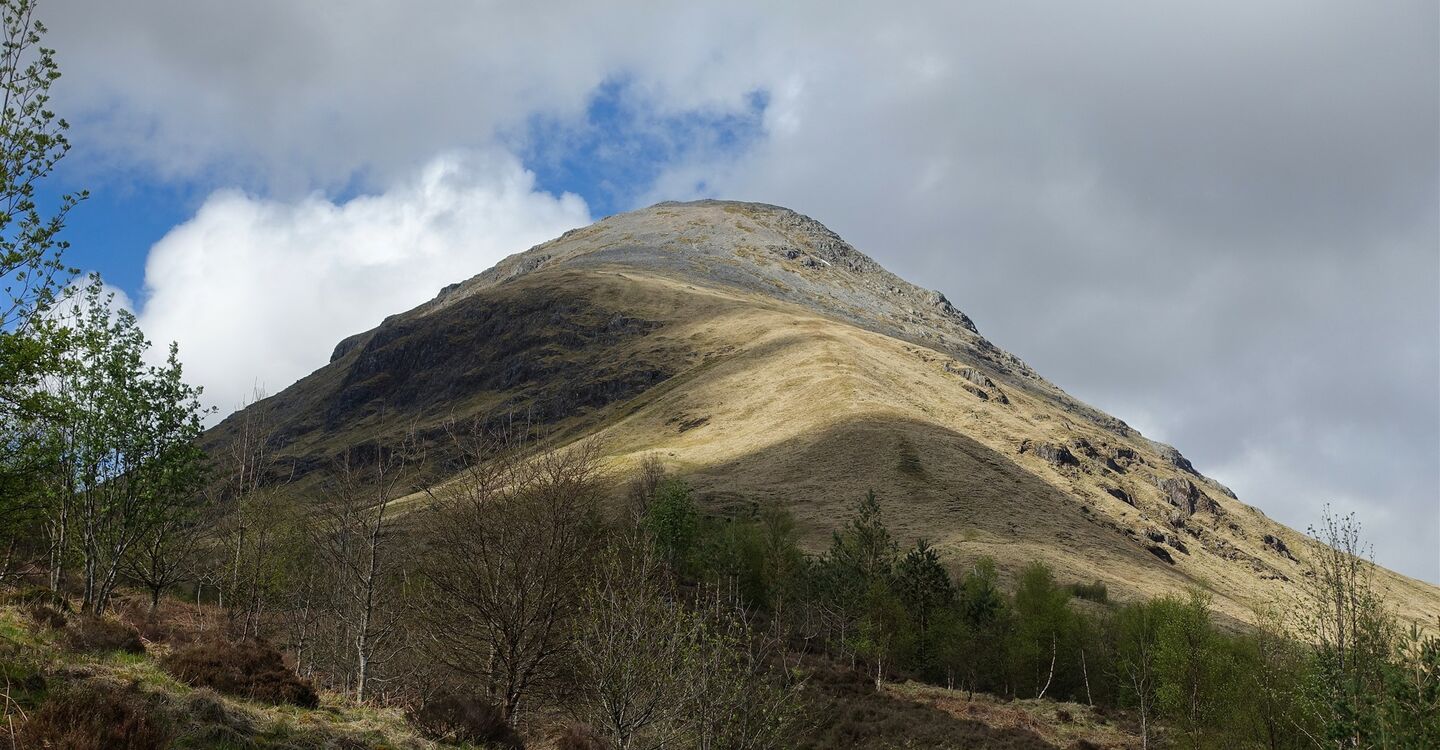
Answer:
[{"left": 0, "top": 3, "right": 1437, "bottom": 745}]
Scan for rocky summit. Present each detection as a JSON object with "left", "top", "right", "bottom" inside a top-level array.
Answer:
[{"left": 204, "top": 199, "right": 1440, "bottom": 625}]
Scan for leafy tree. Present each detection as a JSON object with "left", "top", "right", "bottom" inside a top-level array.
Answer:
[
  {"left": 1009, "top": 561, "right": 1072, "bottom": 699},
  {"left": 0, "top": 0, "right": 84, "bottom": 573},
  {"left": 1297, "top": 507, "right": 1420, "bottom": 748},
  {"left": 0, "top": 0, "right": 82, "bottom": 331},
  {"left": 1240, "top": 601, "right": 1314, "bottom": 749},
  {"left": 645, "top": 478, "right": 698, "bottom": 573},
  {"left": 43, "top": 277, "right": 207, "bottom": 616},
  {"left": 952, "top": 556, "right": 1009, "bottom": 695},
  {"left": 853, "top": 578, "right": 911, "bottom": 688},
  {"left": 1383, "top": 621, "right": 1440, "bottom": 747},
  {"left": 1154, "top": 590, "right": 1232, "bottom": 748},
  {"left": 1110, "top": 599, "right": 1163, "bottom": 749}
]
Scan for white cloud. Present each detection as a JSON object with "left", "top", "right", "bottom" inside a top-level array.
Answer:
[{"left": 135, "top": 151, "right": 588, "bottom": 415}]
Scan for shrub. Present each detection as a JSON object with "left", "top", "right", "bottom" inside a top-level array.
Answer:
[
  {"left": 64, "top": 615, "right": 145, "bottom": 654},
  {"left": 0, "top": 585, "right": 69, "bottom": 611},
  {"left": 17, "top": 681, "right": 173, "bottom": 750},
  {"left": 408, "top": 693, "right": 523, "bottom": 748},
  {"left": 161, "top": 638, "right": 319, "bottom": 708},
  {"left": 26, "top": 603, "right": 67, "bottom": 629},
  {"left": 555, "top": 723, "right": 604, "bottom": 750},
  {"left": 1067, "top": 581, "right": 1108, "bottom": 603}
]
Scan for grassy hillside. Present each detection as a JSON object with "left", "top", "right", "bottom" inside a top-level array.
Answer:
[{"left": 202, "top": 202, "right": 1440, "bottom": 631}]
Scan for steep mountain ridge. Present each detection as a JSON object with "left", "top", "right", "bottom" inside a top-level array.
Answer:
[{"left": 205, "top": 200, "right": 1440, "bottom": 626}]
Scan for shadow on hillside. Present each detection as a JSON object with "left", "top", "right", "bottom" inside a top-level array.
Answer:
[
  {"left": 686, "top": 411, "right": 1196, "bottom": 594},
  {"left": 797, "top": 653, "right": 1058, "bottom": 749}
]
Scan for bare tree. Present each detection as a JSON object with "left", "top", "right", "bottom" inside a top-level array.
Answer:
[
  {"left": 1296, "top": 507, "right": 1397, "bottom": 748},
  {"left": 309, "top": 437, "right": 417, "bottom": 702},
  {"left": 122, "top": 508, "right": 203, "bottom": 615},
  {"left": 210, "top": 387, "right": 294, "bottom": 636},
  {"left": 574, "top": 534, "right": 698, "bottom": 750},
  {"left": 416, "top": 419, "right": 606, "bottom": 722},
  {"left": 625, "top": 453, "right": 666, "bottom": 524}
]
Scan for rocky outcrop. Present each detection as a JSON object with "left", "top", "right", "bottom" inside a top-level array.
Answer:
[
  {"left": 1155, "top": 476, "right": 1221, "bottom": 516},
  {"left": 1158, "top": 445, "right": 1198, "bottom": 475},
  {"left": 1020, "top": 440, "right": 1079, "bottom": 468},
  {"left": 947, "top": 364, "right": 1010, "bottom": 404},
  {"left": 1262, "top": 534, "right": 1297, "bottom": 561}
]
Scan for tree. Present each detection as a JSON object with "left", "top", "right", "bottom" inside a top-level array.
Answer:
[
  {"left": 1242, "top": 600, "right": 1314, "bottom": 750},
  {"left": 44, "top": 278, "right": 207, "bottom": 616},
  {"left": 0, "top": 0, "right": 84, "bottom": 579},
  {"left": 1154, "top": 590, "right": 1231, "bottom": 748},
  {"left": 122, "top": 497, "right": 204, "bottom": 615},
  {"left": 952, "top": 557, "right": 1009, "bottom": 695},
  {"left": 208, "top": 386, "right": 294, "bottom": 635},
  {"left": 815, "top": 490, "right": 898, "bottom": 668},
  {"left": 0, "top": 0, "right": 81, "bottom": 332},
  {"left": 575, "top": 537, "right": 699, "bottom": 750},
  {"left": 1111, "top": 599, "right": 1162, "bottom": 749},
  {"left": 1297, "top": 507, "right": 1402, "bottom": 748},
  {"left": 893, "top": 539, "right": 954, "bottom": 678},
  {"left": 687, "top": 595, "right": 803, "bottom": 750},
  {"left": 1010, "top": 561, "right": 1072, "bottom": 699},
  {"left": 417, "top": 422, "right": 605, "bottom": 722},
  {"left": 309, "top": 438, "right": 416, "bottom": 702},
  {"left": 644, "top": 478, "right": 697, "bottom": 573}
]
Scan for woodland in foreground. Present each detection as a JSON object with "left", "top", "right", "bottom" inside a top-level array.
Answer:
[{"left": 0, "top": 1, "right": 1437, "bottom": 747}]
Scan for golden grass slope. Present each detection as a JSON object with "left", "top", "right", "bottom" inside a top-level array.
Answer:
[
  {"left": 455, "top": 262, "right": 1440, "bottom": 629},
  {"left": 222, "top": 200, "right": 1439, "bottom": 631}
]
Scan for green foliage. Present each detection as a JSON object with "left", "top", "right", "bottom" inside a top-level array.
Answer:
[
  {"left": 825, "top": 490, "right": 897, "bottom": 588},
  {"left": 0, "top": 0, "right": 83, "bottom": 333},
  {"left": 893, "top": 540, "right": 952, "bottom": 678},
  {"left": 0, "top": 0, "right": 83, "bottom": 580},
  {"left": 1152, "top": 590, "right": 1234, "bottom": 748},
  {"left": 644, "top": 478, "right": 698, "bottom": 571},
  {"left": 1008, "top": 561, "right": 1073, "bottom": 699},
  {"left": 42, "top": 277, "right": 210, "bottom": 615}
]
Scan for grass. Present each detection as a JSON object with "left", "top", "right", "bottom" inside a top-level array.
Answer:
[{"left": 0, "top": 603, "right": 463, "bottom": 750}]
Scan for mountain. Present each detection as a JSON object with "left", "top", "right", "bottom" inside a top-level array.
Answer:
[{"left": 203, "top": 199, "right": 1440, "bottom": 625}]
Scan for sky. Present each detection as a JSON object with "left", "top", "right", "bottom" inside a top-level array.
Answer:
[{"left": 36, "top": 1, "right": 1438, "bottom": 582}]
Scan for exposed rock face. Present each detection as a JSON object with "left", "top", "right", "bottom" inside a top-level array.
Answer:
[
  {"left": 1263, "top": 534, "right": 1297, "bottom": 561},
  {"left": 947, "top": 365, "right": 1010, "bottom": 404},
  {"left": 1158, "top": 445, "right": 1198, "bottom": 475},
  {"left": 1020, "top": 440, "right": 1080, "bottom": 468},
  {"left": 1155, "top": 476, "right": 1220, "bottom": 516}
]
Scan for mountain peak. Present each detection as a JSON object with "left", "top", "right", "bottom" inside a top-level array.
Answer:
[{"left": 211, "top": 202, "right": 1440, "bottom": 629}]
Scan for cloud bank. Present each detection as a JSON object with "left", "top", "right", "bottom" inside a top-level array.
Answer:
[{"left": 136, "top": 152, "right": 587, "bottom": 414}]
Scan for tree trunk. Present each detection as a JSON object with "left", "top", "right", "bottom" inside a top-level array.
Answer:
[{"left": 1037, "top": 634, "right": 1056, "bottom": 699}]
